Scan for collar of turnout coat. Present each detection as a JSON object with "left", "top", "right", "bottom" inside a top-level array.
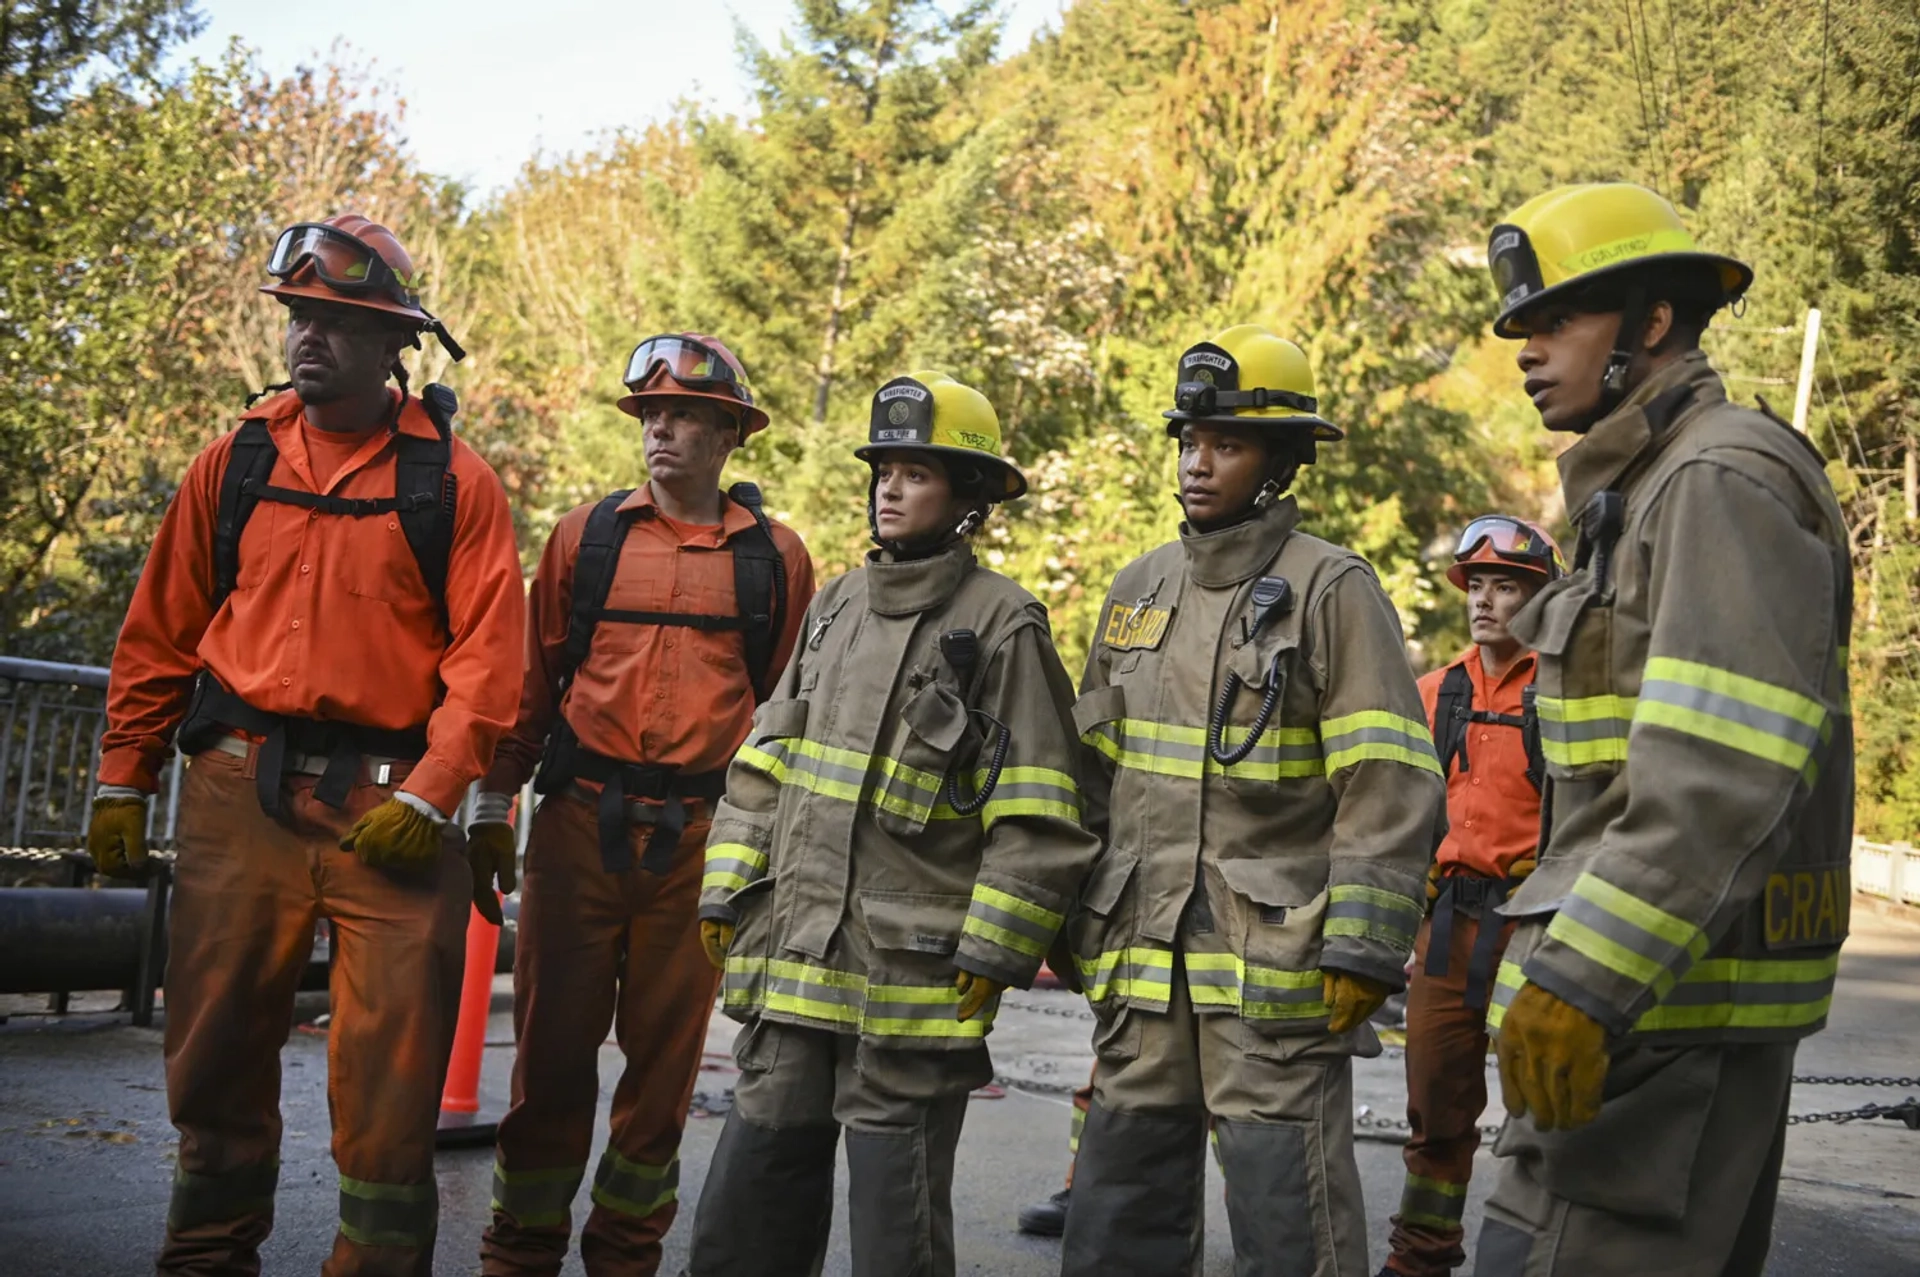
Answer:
[
  {"left": 1178, "top": 497, "right": 1303, "bottom": 587},
  {"left": 864, "top": 543, "right": 977, "bottom": 616},
  {"left": 1558, "top": 350, "right": 1727, "bottom": 517}
]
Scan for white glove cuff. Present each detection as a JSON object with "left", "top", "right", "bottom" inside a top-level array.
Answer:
[
  {"left": 93, "top": 785, "right": 149, "bottom": 805},
  {"left": 470, "top": 791, "right": 514, "bottom": 827},
  {"left": 395, "top": 790, "right": 450, "bottom": 824}
]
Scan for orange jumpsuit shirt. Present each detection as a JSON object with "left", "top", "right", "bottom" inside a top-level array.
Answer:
[
  {"left": 100, "top": 389, "right": 527, "bottom": 815},
  {"left": 484, "top": 484, "right": 815, "bottom": 797},
  {"left": 1417, "top": 646, "right": 1541, "bottom": 879}
]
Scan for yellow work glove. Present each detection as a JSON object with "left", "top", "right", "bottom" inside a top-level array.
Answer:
[
  {"left": 87, "top": 796, "right": 150, "bottom": 879},
  {"left": 700, "top": 919, "right": 735, "bottom": 971},
  {"left": 1507, "top": 857, "right": 1537, "bottom": 880},
  {"left": 339, "top": 797, "right": 443, "bottom": 867},
  {"left": 1496, "top": 981, "right": 1609, "bottom": 1131},
  {"left": 1425, "top": 859, "right": 1444, "bottom": 902},
  {"left": 955, "top": 970, "right": 1007, "bottom": 1022},
  {"left": 1322, "top": 970, "right": 1391, "bottom": 1033},
  {"left": 466, "top": 821, "right": 517, "bottom": 927}
]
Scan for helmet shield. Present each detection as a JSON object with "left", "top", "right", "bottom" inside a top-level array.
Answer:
[{"left": 868, "top": 376, "right": 939, "bottom": 448}]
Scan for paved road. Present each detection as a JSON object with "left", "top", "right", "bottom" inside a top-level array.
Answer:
[{"left": 3, "top": 908, "right": 1916, "bottom": 1275}]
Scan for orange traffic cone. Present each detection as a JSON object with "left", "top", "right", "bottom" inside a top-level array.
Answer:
[{"left": 435, "top": 898, "right": 502, "bottom": 1149}]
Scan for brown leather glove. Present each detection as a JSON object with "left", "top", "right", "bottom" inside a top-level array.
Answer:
[
  {"left": 1322, "top": 969, "right": 1392, "bottom": 1033},
  {"left": 1496, "top": 981, "right": 1609, "bottom": 1131},
  {"left": 955, "top": 970, "right": 1007, "bottom": 1022},
  {"left": 700, "top": 919, "right": 735, "bottom": 971},
  {"left": 87, "top": 797, "right": 149, "bottom": 879},
  {"left": 339, "top": 797, "right": 443, "bottom": 867},
  {"left": 466, "top": 821, "right": 517, "bottom": 926}
]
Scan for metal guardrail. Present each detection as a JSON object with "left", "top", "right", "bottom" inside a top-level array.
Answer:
[
  {"left": 1, "top": 655, "right": 186, "bottom": 855},
  {"left": 1852, "top": 838, "right": 1920, "bottom": 908}
]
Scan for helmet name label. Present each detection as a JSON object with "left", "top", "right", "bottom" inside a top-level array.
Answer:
[
  {"left": 878, "top": 384, "right": 930, "bottom": 403},
  {"left": 873, "top": 426, "right": 919, "bottom": 442},
  {"left": 1182, "top": 351, "right": 1233, "bottom": 372}
]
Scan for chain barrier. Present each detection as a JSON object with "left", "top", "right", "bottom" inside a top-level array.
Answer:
[
  {"left": 1001, "top": 996, "right": 1097, "bottom": 1023},
  {"left": 1792, "top": 1075, "right": 1920, "bottom": 1088},
  {"left": 1786, "top": 1100, "right": 1920, "bottom": 1128}
]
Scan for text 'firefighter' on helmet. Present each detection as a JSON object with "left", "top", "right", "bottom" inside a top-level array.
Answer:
[
  {"left": 854, "top": 371, "right": 1027, "bottom": 500},
  {"left": 1162, "top": 325, "right": 1341, "bottom": 443}
]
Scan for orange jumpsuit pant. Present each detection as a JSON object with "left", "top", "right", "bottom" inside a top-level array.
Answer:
[
  {"left": 480, "top": 791, "right": 719, "bottom": 1277},
  {"left": 159, "top": 747, "right": 470, "bottom": 1277},
  {"left": 1387, "top": 907, "right": 1515, "bottom": 1277}
]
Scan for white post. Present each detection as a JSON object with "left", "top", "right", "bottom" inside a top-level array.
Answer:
[{"left": 1791, "top": 307, "right": 1822, "bottom": 434}]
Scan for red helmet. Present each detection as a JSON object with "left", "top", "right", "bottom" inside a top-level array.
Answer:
[
  {"left": 261, "top": 214, "right": 429, "bottom": 322},
  {"left": 1446, "top": 514, "right": 1565, "bottom": 591},
  {"left": 615, "top": 332, "right": 770, "bottom": 440}
]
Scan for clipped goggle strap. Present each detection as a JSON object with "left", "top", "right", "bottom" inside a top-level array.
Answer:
[
  {"left": 425, "top": 313, "right": 465, "bottom": 363},
  {"left": 1219, "top": 386, "right": 1318, "bottom": 413}
]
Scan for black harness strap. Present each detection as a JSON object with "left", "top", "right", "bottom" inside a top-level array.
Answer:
[
  {"left": 1433, "top": 661, "right": 1543, "bottom": 793},
  {"left": 1425, "top": 874, "right": 1522, "bottom": 1011},
  {"left": 541, "top": 482, "right": 788, "bottom": 873},
  {"left": 211, "top": 386, "right": 458, "bottom": 626},
  {"left": 197, "top": 386, "right": 460, "bottom": 818},
  {"left": 176, "top": 675, "right": 429, "bottom": 818}
]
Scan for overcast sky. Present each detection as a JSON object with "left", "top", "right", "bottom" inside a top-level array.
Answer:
[{"left": 172, "top": 0, "right": 1065, "bottom": 197}]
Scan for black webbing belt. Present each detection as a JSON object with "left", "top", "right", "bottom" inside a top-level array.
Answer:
[
  {"left": 564, "top": 749, "right": 727, "bottom": 875},
  {"left": 1426, "top": 873, "right": 1522, "bottom": 1012},
  {"left": 176, "top": 674, "right": 428, "bottom": 819}
]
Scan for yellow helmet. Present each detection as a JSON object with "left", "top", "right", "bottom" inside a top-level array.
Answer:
[
  {"left": 1161, "top": 325, "right": 1342, "bottom": 442},
  {"left": 854, "top": 370, "right": 1027, "bottom": 500},
  {"left": 1488, "top": 183, "right": 1751, "bottom": 338}
]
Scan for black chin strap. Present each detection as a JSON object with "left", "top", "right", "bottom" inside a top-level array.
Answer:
[{"left": 1598, "top": 283, "right": 1647, "bottom": 418}]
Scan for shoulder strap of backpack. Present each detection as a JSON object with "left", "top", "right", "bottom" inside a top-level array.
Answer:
[
  {"left": 1433, "top": 661, "right": 1473, "bottom": 778},
  {"left": 1520, "top": 682, "right": 1545, "bottom": 793},
  {"left": 393, "top": 384, "right": 459, "bottom": 632},
  {"left": 562, "top": 489, "right": 640, "bottom": 686},
  {"left": 213, "top": 419, "right": 281, "bottom": 609},
  {"left": 727, "top": 481, "right": 788, "bottom": 704}
]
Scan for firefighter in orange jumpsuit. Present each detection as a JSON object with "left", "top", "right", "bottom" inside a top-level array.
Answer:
[
  {"left": 86, "top": 214, "right": 527, "bottom": 1275},
  {"left": 474, "top": 334, "right": 815, "bottom": 1277},
  {"left": 1381, "top": 516, "right": 1562, "bottom": 1277}
]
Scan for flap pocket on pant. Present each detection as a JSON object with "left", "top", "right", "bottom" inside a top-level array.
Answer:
[{"left": 1492, "top": 1045, "right": 1722, "bottom": 1221}]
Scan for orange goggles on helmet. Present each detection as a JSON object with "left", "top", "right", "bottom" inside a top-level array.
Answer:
[
  {"left": 267, "top": 222, "right": 420, "bottom": 309},
  {"left": 624, "top": 335, "right": 756, "bottom": 407},
  {"left": 1453, "top": 515, "right": 1565, "bottom": 581}
]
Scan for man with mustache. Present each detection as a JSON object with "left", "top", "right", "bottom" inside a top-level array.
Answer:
[{"left": 88, "top": 213, "right": 525, "bottom": 1275}]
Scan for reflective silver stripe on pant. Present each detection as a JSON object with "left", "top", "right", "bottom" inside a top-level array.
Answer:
[
  {"left": 591, "top": 1147, "right": 680, "bottom": 1218},
  {"left": 491, "top": 1160, "right": 586, "bottom": 1229},
  {"left": 168, "top": 1159, "right": 279, "bottom": 1231},
  {"left": 337, "top": 1174, "right": 437, "bottom": 1249}
]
